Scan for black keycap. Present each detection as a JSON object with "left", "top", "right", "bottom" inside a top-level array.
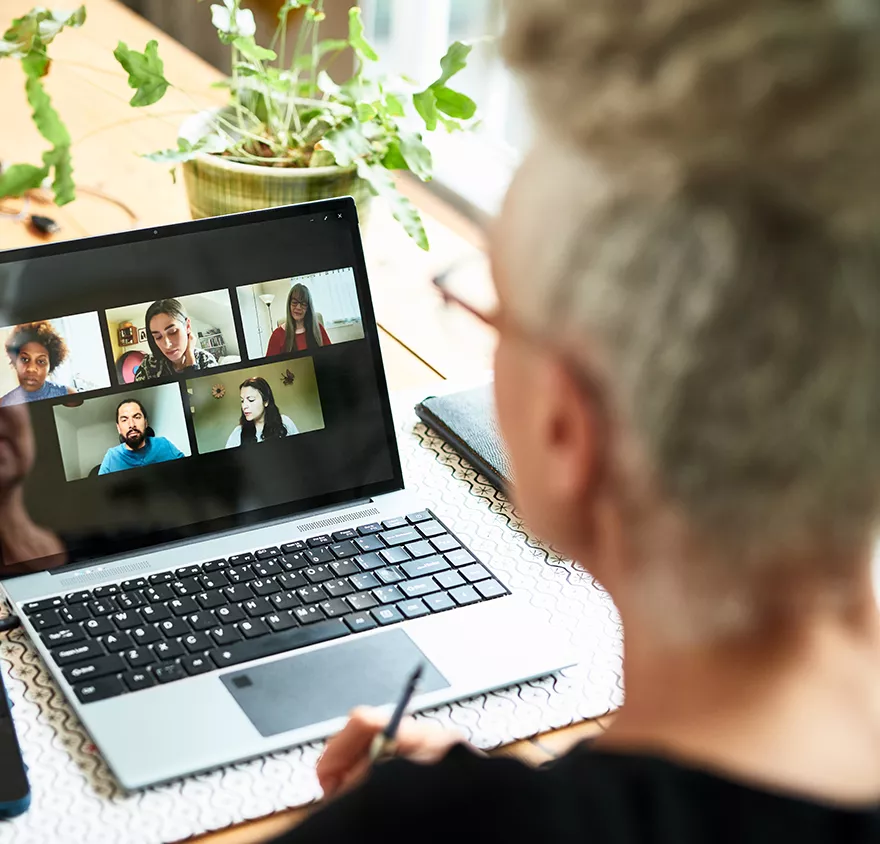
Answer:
[
  {"left": 253, "top": 560, "right": 281, "bottom": 578},
  {"left": 249, "top": 578, "right": 279, "bottom": 597},
  {"left": 460, "top": 564, "right": 492, "bottom": 584},
  {"left": 330, "top": 541, "right": 358, "bottom": 559},
  {"left": 140, "top": 604, "right": 172, "bottom": 624},
  {"left": 61, "top": 604, "right": 90, "bottom": 624},
  {"left": 416, "top": 520, "right": 445, "bottom": 538},
  {"left": 227, "top": 565, "right": 256, "bottom": 583},
  {"left": 346, "top": 592, "right": 378, "bottom": 612},
  {"left": 198, "top": 572, "right": 229, "bottom": 591},
  {"left": 351, "top": 572, "right": 380, "bottom": 591},
  {"left": 117, "top": 592, "right": 145, "bottom": 610},
  {"left": 324, "top": 578, "right": 354, "bottom": 598},
  {"left": 399, "top": 577, "right": 440, "bottom": 599},
  {"left": 304, "top": 547, "right": 334, "bottom": 565},
  {"left": 31, "top": 609, "right": 62, "bottom": 630},
  {"left": 405, "top": 540, "right": 435, "bottom": 559},
  {"left": 374, "top": 586, "right": 404, "bottom": 605},
  {"left": 65, "top": 591, "right": 91, "bottom": 605},
  {"left": 375, "top": 567, "right": 405, "bottom": 585},
  {"left": 318, "top": 598, "right": 349, "bottom": 618},
  {"left": 297, "top": 586, "right": 327, "bottom": 605},
  {"left": 223, "top": 584, "right": 254, "bottom": 604},
  {"left": 154, "top": 663, "right": 186, "bottom": 684},
  {"left": 182, "top": 655, "right": 213, "bottom": 676},
  {"left": 64, "top": 653, "right": 125, "bottom": 684},
  {"left": 445, "top": 549, "right": 477, "bottom": 568},
  {"left": 331, "top": 528, "right": 357, "bottom": 542},
  {"left": 398, "top": 599, "right": 429, "bottom": 619},
  {"left": 121, "top": 578, "right": 147, "bottom": 591},
  {"left": 215, "top": 605, "right": 245, "bottom": 625},
  {"left": 89, "top": 599, "right": 117, "bottom": 617},
  {"left": 111, "top": 610, "right": 142, "bottom": 631},
  {"left": 123, "top": 670, "right": 155, "bottom": 691},
  {"left": 381, "top": 517, "right": 407, "bottom": 530},
  {"left": 406, "top": 511, "right": 432, "bottom": 524},
  {"left": 281, "top": 554, "right": 307, "bottom": 571},
  {"left": 83, "top": 617, "right": 114, "bottom": 637},
  {"left": 153, "top": 639, "right": 185, "bottom": 661},
  {"left": 182, "top": 632, "right": 212, "bottom": 653},
  {"left": 228, "top": 553, "right": 255, "bottom": 565},
  {"left": 402, "top": 557, "right": 449, "bottom": 579},
  {"left": 303, "top": 565, "right": 334, "bottom": 584},
  {"left": 102, "top": 631, "right": 134, "bottom": 653},
  {"left": 431, "top": 535, "right": 461, "bottom": 553},
  {"left": 243, "top": 598, "right": 272, "bottom": 618},
  {"left": 344, "top": 612, "right": 377, "bottom": 633},
  {"left": 93, "top": 584, "right": 120, "bottom": 597},
  {"left": 171, "top": 578, "right": 201, "bottom": 597},
  {"left": 196, "top": 591, "right": 226, "bottom": 610},
  {"left": 175, "top": 566, "right": 201, "bottom": 579},
  {"left": 145, "top": 584, "right": 174, "bottom": 603},
  {"left": 239, "top": 618, "right": 269, "bottom": 639},
  {"left": 266, "top": 611, "right": 298, "bottom": 632},
  {"left": 379, "top": 547, "right": 410, "bottom": 565},
  {"left": 381, "top": 526, "right": 421, "bottom": 546},
  {"left": 210, "top": 625, "right": 241, "bottom": 646},
  {"left": 124, "top": 646, "right": 156, "bottom": 668},
  {"left": 424, "top": 592, "right": 456, "bottom": 613},
  {"left": 371, "top": 606, "right": 404, "bottom": 626},
  {"left": 330, "top": 560, "right": 360, "bottom": 578},
  {"left": 209, "top": 620, "right": 349, "bottom": 668},
  {"left": 435, "top": 570, "right": 466, "bottom": 590},
  {"left": 293, "top": 605, "right": 325, "bottom": 625},
  {"left": 74, "top": 676, "right": 125, "bottom": 704},
  {"left": 202, "top": 559, "right": 228, "bottom": 573},
  {"left": 357, "top": 522, "right": 383, "bottom": 535},
  {"left": 281, "top": 541, "right": 306, "bottom": 554},
  {"left": 187, "top": 611, "right": 216, "bottom": 631},
  {"left": 158, "top": 617, "right": 190, "bottom": 638},
  {"left": 169, "top": 597, "right": 198, "bottom": 616},
  {"left": 256, "top": 547, "right": 281, "bottom": 560},
  {"left": 354, "top": 535, "right": 384, "bottom": 553},
  {"left": 43, "top": 625, "right": 85, "bottom": 647},
  {"left": 52, "top": 640, "right": 104, "bottom": 665},
  {"left": 270, "top": 590, "right": 302, "bottom": 611},
  {"left": 131, "top": 625, "right": 162, "bottom": 646},
  {"left": 356, "top": 552, "right": 386, "bottom": 571},
  {"left": 450, "top": 585, "right": 481, "bottom": 606},
  {"left": 277, "top": 571, "right": 308, "bottom": 591},
  {"left": 476, "top": 579, "right": 507, "bottom": 600},
  {"left": 307, "top": 534, "right": 332, "bottom": 548},
  {"left": 148, "top": 572, "right": 174, "bottom": 585}
]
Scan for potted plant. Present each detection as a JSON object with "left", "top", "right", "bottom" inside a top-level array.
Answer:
[{"left": 0, "top": 2, "right": 481, "bottom": 249}]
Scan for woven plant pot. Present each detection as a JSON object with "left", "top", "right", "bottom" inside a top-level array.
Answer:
[{"left": 179, "top": 109, "right": 373, "bottom": 220}]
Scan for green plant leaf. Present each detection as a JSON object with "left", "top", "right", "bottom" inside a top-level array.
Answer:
[
  {"left": 143, "top": 133, "right": 228, "bottom": 164},
  {"left": 309, "top": 149, "right": 336, "bottom": 167},
  {"left": 0, "top": 163, "right": 48, "bottom": 199},
  {"left": 294, "top": 38, "right": 348, "bottom": 69},
  {"left": 43, "top": 146, "right": 74, "bottom": 205},
  {"left": 321, "top": 120, "right": 372, "bottom": 167},
  {"left": 413, "top": 89, "right": 438, "bottom": 131},
  {"left": 435, "top": 40, "right": 471, "bottom": 87},
  {"left": 114, "top": 40, "right": 170, "bottom": 107},
  {"left": 233, "top": 36, "right": 276, "bottom": 62},
  {"left": 210, "top": 3, "right": 256, "bottom": 44},
  {"left": 25, "top": 76, "right": 69, "bottom": 147},
  {"left": 382, "top": 140, "right": 408, "bottom": 172},
  {"left": 356, "top": 102, "right": 377, "bottom": 122},
  {"left": 433, "top": 86, "right": 476, "bottom": 119},
  {"left": 356, "top": 160, "right": 428, "bottom": 250},
  {"left": 2, "top": 6, "right": 86, "bottom": 55},
  {"left": 398, "top": 131, "right": 432, "bottom": 180},
  {"left": 348, "top": 7, "right": 378, "bottom": 63},
  {"left": 384, "top": 93, "right": 405, "bottom": 117}
]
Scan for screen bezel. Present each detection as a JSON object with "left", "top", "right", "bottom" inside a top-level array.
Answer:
[{"left": 0, "top": 197, "right": 406, "bottom": 573}]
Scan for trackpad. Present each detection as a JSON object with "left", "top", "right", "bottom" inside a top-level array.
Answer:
[{"left": 221, "top": 629, "right": 449, "bottom": 737}]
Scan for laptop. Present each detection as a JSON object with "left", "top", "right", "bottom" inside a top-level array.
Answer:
[{"left": 0, "top": 198, "right": 575, "bottom": 789}]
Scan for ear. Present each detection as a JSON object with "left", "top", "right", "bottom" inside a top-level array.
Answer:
[{"left": 185, "top": 317, "right": 192, "bottom": 336}]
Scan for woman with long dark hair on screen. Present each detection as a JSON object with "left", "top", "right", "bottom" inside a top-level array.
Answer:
[
  {"left": 265, "top": 283, "right": 332, "bottom": 357},
  {"left": 135, "top": 298, "right": 218, "bottom": 382},
  {"left": 225, "top": 377, "right": 298, "bottom": 448}
]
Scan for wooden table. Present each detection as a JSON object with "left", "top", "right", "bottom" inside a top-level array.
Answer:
[{"left": 0, "top": 1, "right": 610, "bottom": 840}]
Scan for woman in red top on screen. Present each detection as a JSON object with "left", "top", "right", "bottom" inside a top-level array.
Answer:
[{"left": 265, "top": 283, "right": 331, "bottom": 357}]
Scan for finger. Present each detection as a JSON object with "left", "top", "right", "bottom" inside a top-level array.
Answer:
[{"left": 317, "top": 707, "right": 387, "bottom": 788}]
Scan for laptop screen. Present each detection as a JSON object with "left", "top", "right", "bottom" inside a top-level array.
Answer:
[{"left": 0, "top": 199, "right": 403, "bottom": 577}]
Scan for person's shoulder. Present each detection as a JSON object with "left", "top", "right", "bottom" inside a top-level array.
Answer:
[{"left": 196, "top": 348, "right": 217, "bottom": 367}]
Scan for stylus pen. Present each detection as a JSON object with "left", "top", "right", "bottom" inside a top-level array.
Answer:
[{"left": 368, "top": 662, "right": 424, "bottom": 763}]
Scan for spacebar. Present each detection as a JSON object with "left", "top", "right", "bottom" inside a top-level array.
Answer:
[{"left": 209, "top": 621, "right": 350, "bottom": 668}]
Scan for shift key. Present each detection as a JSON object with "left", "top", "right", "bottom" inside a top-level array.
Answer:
[
  {"left": 209, "top": 619, "right": 349, "bottom": 668},
  {"left": 51, "top": 640, "right": 105, "bottom": 665}
]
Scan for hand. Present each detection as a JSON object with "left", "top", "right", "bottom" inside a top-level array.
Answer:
[
  {"left": 183, "top": 331, "right": 196, "bottom": 369},
  {"left": 317, "top": 706, "right": 466, "bottom": 799}
]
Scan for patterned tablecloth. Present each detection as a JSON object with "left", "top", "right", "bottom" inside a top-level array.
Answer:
[{"left": 0, "top": 406, "right": 624, "bottom": 844}]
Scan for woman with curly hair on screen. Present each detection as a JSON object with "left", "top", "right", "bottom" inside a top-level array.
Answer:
[
  {"left": 269, "top": 1, "right": 880, "bottom": 842},
  {"left": 1, "top": 321, "right": 76, "bottom": 405}
]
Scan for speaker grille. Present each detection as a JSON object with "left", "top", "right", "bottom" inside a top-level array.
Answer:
[
  {"left": 57, "top": 559, "right": 151, "bottom": 589},
  {"left": 296, "top": 507, "right": 379, "bottom": 534}
]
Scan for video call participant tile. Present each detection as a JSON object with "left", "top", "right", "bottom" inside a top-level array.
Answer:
[
  {"left": 104, "top": 290, "right": 242, "bottom": 385},
  {"left": 237, "top": 268, "right": 364, "bottom": 360},
  {"left": 53, "top": 384, "right": 192, "bottom": 481},
  {"left": 187, "top": 357, "right": 325, "bottom": 455},
  {"left": 0, "top": 313, "right": 111, "bottom": 406}
]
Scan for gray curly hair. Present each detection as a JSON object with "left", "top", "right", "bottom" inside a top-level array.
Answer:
[{"left": 500, "top": 0, "right": 880, "bottom": 640}]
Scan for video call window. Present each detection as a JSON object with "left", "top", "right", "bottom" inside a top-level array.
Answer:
[
  {"left": 104, "top": 290, "right": 242, "bottom": 385},
  {"left": 0, "top": 312, "right": 111, "bottom": 406},
  {"left": 237, "top": 268, "right": 364, "bottom": 361},
  {"left": 53, "top": 383, "right": 192, "bottom": 481},
  {"left": 187, "top": 357, "right": 325, "bottom": 455}
]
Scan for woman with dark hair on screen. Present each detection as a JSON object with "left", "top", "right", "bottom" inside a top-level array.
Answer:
[
  {"left": 265, "top": 283, "right": 332, "bottom": 357},
  {"left": 1, "top": 321, "right": 76, "bottom": 405},
  {"left": 225, "top": 377, "right": 298, "bottom": 448},
  {"left": 135, "top": 298, "right": 217, "bottom": 381}
]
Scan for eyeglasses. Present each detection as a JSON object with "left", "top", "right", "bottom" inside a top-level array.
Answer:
[
  {"left": 290, "top": 300, "right": 307, "bottom": 309},
  {"left": 431, "top": 269, "right": 501, "bottom": 331}
]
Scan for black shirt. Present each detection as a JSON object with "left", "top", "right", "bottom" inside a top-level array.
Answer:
[{"left": 279, "top": 744, "right": 880, "bottom": 843}]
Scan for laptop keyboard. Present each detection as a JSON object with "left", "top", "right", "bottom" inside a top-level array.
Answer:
[{"left": 20, "top": 512, "right": 509, "bottom": 705}]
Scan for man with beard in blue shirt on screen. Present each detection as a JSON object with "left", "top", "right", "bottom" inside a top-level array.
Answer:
[{"left": 98, "top": 398, "right": 184, "bottom": 475}]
